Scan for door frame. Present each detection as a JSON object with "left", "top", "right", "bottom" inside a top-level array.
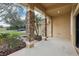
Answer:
[{"left": 71, "top": 4, "right": 79, "bottom": 47}]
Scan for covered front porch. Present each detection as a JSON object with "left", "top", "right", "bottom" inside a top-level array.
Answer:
[
  {"left": 8, "top": 3, "right": 79, "bottom": 56},
  {"left": 0, "top": 3, "right": 78, "bottom": 56}
]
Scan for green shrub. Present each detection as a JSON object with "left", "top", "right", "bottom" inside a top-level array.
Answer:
[
  {"left": 0, "top": 33, "right": 9, "bottom": 45},
  {"left": 0, "top": 32, "right": 22, "bottom": 49},
  {"left": 0, "top": 34, "right": 3, "bottom": 44},
  {"left": 7, "top": 33, "right": 21, "bottom": 49}
]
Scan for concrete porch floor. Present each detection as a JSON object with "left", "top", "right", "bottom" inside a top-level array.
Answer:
[{"left": 8, "top": 37, "right": 78, "bottom": 56}]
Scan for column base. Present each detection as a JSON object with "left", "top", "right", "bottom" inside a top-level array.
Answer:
[
  {"left": 45, "top": 37, "right": 48, "bottom": 41},
  {"left": 26, "top": 41, "right": 34, "bottom": 48}
]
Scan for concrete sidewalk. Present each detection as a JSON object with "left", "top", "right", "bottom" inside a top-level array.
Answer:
[{"left": 8, "top": 38, "right": 78, "bottom": 56}]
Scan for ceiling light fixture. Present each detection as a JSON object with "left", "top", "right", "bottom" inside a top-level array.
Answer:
[{"left": 57, "top": 10, "right": 60, "bottom": 14}]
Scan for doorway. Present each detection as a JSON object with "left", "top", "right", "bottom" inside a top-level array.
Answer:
[{"left": 76, "top": 13, "right": 79, "bottom": 48}]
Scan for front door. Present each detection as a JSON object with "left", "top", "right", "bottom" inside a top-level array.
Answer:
[{"left": 76, "top": 14, "right": 79, "bottom": 48}]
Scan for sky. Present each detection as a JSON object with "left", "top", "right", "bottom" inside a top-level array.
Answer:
[{"left": 17, "top": 6, "right": 27, "bottom": 18}]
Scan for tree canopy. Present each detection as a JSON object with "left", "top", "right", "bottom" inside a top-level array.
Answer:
[{"left": 0, "top": 3, "right": 26, "bottom": 30}]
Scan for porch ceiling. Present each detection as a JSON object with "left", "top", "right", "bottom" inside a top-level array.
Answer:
[
  {"left": 21, "top": 3, "right": 77, "bottom": 17},
  {"left": 40, "top": 3, "right": 77, "bottom": 17}
]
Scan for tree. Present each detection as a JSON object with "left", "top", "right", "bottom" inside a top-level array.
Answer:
[
  {"left": 35, "top": 14, "right": 44, "bottom": 35},
  {"left": 0, "top": 3, "right": 26, "bottom": 30},
  {"left": 34, "top": 14, "right": 44, "bottom": 41}
]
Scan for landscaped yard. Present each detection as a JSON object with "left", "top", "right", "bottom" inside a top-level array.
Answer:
[
  {"left": 0, "top": 4, "right": 27, "bottom": 56},
  {"left": 0, "top": 28, "right": 26, "bottom": 56}
]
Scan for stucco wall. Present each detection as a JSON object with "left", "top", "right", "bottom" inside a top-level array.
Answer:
[
  {"left": 52, "top": 13, "right": 71, "bottom": 40},
  {"left": 71, "top": 4, "right": 79, "bottom": 46},
  {"left": 47, "top": 17, "right": 51, "bottom": 37},
  {"left": 70, "top": 9, "right": 76, "bottom": 46}
]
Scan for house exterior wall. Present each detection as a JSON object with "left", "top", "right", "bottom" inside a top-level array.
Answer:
[
  {"left": 52, "top": 13, "right": 71, "bottom": 40},
  {"left": 70, "top": 9, "right": 76, "bottom": 46},
  {"left": 71, "top": 4, "right": 79, "bottom": 46}
]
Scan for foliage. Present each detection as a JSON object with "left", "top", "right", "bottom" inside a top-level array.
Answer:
[
  {"left": 7, "top": 33, "right": 20, "bottom": 49},
  {"left": 0, "top": 4, "right": 26, "bottom": 49},
  {"left": 35, "top": 14, "right": 44, "bottom": 35},
  {"left": 0, "top": 32, "right": 22, "bottom": 49},
  {"left": 0, "top": 3, "right": 26, "bottom": 30},
  {"left": 0, "top": 33, "right": 9, "bottom": 45}
]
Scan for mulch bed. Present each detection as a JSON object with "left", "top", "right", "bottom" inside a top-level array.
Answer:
[{"left": 0, "top": 42, "right": 26, "bottom": 56}]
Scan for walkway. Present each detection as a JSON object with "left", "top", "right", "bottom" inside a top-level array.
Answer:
[{"left": 8, "top": 37, "right": 78, "bottom": 56}]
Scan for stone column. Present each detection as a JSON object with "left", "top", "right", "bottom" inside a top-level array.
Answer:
[
  {"left": 45, "top": 15, "right": 47, "bottom": 41},
  {"left": 28, "top": 4, "right": 35, "bottom": 42},
  {"left": 26, "top": 4, "right": 35, "bottom": 42}
]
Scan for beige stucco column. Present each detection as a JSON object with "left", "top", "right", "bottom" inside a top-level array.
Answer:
[
  {"left": 50, "top": 17, "right": 53, "bottom": 37},
  {"left": 26, "top": 4, "right": 35, "bottom": 42},
  {"left": 45, "top": 15, "right": 47, "bottom": 40}
]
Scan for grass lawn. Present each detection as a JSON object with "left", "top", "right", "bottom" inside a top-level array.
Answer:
[{"left": 0, "top": 28, "right": 24, "bottom": 35}]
